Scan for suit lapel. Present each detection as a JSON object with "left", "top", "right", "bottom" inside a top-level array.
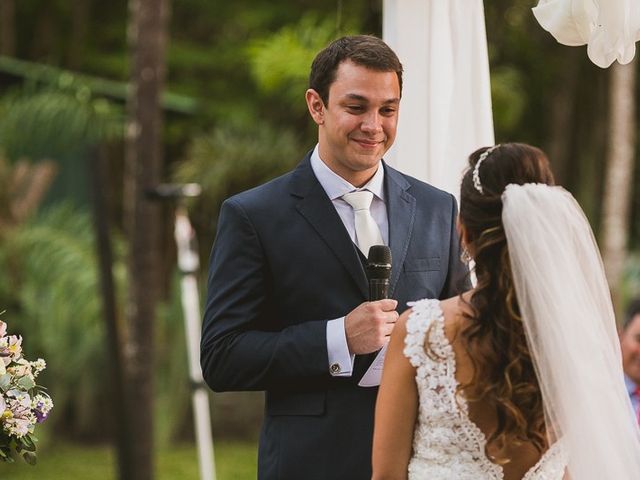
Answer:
[
  {"left": 291, "top": 156, "right": 369, "bottom": 299},
  {"left": 384, "top": 163, "right": 416, "bottom": 298}
]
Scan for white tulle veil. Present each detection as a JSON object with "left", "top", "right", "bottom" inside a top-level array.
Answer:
[{"left": 501, "top": 183, "right": 640, "bottom": 479}]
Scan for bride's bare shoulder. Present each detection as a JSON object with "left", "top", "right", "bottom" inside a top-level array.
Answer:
[{"left": 439, "top": 292, "right": 473, "bottom": 341}]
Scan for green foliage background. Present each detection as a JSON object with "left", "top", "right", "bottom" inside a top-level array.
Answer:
[{"left": 0, "top": 0, "right": 639, "bottom": 457}]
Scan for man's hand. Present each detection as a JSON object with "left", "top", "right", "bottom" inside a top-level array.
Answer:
[{"left": 345, "top": 299, "right": 399, "bottom": 355}]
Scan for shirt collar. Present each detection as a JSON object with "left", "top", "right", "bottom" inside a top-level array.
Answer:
[{"left": 310, "top": 144, "right": 385, "bottom": 201}]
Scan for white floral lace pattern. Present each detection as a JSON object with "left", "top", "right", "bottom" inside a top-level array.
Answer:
[{"left": 403, "top": 299, "right": 567, "bottom": 480}]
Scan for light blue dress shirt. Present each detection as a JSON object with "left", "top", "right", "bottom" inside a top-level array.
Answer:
[
  {"left": 309, "top": 144, "right": 389, "bottom": 377},
  {"left": 625, "top": 375, "right": 640, "bottom": 420}
]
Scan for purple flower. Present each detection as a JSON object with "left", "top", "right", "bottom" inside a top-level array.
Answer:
[
  {"left": 34, "top": 409, "right": 48, "bottom": 423},
  {"left": 31, "top": 394, "right": 53, "bottom": 424}
]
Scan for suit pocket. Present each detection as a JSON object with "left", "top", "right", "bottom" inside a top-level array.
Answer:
[
  {"left": 266, "top": 390, "right": 326, "bottom": 416},
  {"left": 404, "top": 257, "right": 441, "bottom": 272}
]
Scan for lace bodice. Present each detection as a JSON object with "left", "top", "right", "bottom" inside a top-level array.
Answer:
[{"left": 403, "top": 299, "right": 567, "bottom": 480}]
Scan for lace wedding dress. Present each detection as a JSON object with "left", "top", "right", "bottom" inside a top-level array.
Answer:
[{"left": 403, "top": 299, "right": 567, "bottom": 480}]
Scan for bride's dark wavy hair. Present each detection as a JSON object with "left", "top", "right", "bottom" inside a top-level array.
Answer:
[{"left": 458, "top": 143, "right": 554, "bottom": 464}]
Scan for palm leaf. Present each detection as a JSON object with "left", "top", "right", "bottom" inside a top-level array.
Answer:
[{"left": 0, "top": 89, "right": 122, "bottom": 163}]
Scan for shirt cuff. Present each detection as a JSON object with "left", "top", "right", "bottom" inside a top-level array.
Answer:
[{"left": 326, "top": 317, "right": 355, "bottom": 377}]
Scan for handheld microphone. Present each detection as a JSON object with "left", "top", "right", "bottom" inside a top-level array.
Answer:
[{"left": 367, "top": 245, "right": 392, "bottom": 301}]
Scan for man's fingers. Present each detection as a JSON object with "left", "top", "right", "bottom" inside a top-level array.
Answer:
[
  {"left": 372, "top": 298, "right": 398, "bottom": 311},
  {"left": 345, "top": 300, "right": 400, "bottom": 353},
  {"left": 383, "top": 323, "right": 395, "bottom": 337}
]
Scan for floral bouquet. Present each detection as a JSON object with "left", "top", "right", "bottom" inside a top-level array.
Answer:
[{"left": 0, "top": 318, "right": 53, "bottom": 464}]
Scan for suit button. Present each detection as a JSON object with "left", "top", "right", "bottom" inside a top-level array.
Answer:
[{"left": 330, "top": 363, "right": 341, "bottom": 374}]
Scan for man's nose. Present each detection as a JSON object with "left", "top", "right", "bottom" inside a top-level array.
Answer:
[{"left": 361, "top": 112, "right": 383, "bottom": 133}]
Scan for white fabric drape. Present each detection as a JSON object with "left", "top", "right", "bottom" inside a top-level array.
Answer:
[
  {"left": 533, "top": 0, "right": 640, "bottom": 68},
  {"left": 382, "top": 0, "right": 494, "bottom": 198}
]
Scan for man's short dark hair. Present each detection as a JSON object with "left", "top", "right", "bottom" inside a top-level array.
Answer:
[
  {"left": 309, "top": 35, "right": 403, "bottom": 105},
  {"left": 623, "top": 298, "right": 640, "bottom": 330}
]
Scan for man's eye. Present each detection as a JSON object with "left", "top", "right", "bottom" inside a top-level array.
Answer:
[
  {"left": 381, "top": 108, "right": 397, "bottom": 116},
  {"left": 347, "top": 105, "right": 364, "bottom": 112}
]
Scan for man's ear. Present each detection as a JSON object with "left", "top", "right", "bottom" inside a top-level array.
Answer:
[{"left": 305, "top": 89, "right": 325, "bottom": 125}]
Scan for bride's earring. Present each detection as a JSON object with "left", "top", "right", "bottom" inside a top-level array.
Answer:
[{"left": 460, "top": 247, "right": 472, "bottom": 264}]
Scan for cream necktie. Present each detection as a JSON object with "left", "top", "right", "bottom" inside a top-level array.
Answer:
[{"left": 342, "top": 190, "right": 384, "bottom": 257}]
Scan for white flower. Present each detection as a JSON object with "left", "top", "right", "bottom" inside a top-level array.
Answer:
[
  {"left": 0, "top": 318, "right": 53, "bottom": 464},
  {"left": 31, "top": 358, "right": 46, "bottom": 377},
  {"left": 4, "top": 416, "right": 34, "bottom": 438},
  {"left": 7, "top": 358, "right": 33, "bottom": 378},
  {"left": 6, "top": 389, "right": 31, "bottom": 410},
  {"left": 3, "top": 390, "right": 35, "bottom": 438},
  {"left": 0, "top": 335, "right": 22, "bottom": 365}
]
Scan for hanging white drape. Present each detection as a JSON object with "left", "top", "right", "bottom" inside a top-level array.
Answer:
[
  {"left": 382, "top": 0, "right": 494, "bottom": 198},
  {"left": 533, "top": 0, "right": 640, "bottom": 68}
]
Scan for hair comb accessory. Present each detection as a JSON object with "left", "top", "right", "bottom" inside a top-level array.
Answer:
[{"left": 473, "top": 145, "right": 500, "bottom": 194}]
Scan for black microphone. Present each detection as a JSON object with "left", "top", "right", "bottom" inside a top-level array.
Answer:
[{"left": 367, "top": 245, "right": 392, "bottom": 301}]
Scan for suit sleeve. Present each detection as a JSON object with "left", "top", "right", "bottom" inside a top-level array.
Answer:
[
  {"left": 441, "top": 194, "right": 471, "bottom": 298},
  {"left": 200, "top": 198, "right": 330, "bottom": 392}
]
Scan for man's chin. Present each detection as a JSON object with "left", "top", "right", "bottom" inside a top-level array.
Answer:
[{"left": 352, "top": 157, "right": 383, "bottom": 171}]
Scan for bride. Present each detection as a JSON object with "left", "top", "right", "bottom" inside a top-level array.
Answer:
[{"left": 372, "top": 143, "right": 640, "bottom": 479}]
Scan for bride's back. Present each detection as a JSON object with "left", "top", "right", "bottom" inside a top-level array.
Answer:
[
  {"left": 443, "top": 143, "right": 557, "bottom": 479},
  {"left": 440, "top": 296, "right": 549, "bottom": 480}
]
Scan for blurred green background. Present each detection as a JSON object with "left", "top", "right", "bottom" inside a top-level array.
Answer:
[{"left": 0, "top": 0, "right": 639, "bottom": 478}]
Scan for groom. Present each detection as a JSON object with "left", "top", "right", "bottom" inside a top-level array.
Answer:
[{"left": 200, "top": 35, "right": 468, "bottom": 479}]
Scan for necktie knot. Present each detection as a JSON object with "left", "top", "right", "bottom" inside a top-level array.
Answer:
[
  {"left": 342, "top": 190, "right": 374, "bottom": 212},
  {"left": 341, "top": 190, "right": 383, "bottom": 256}
]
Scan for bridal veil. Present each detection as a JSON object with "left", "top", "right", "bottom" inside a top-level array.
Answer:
[{"left": 502, "top": 183, "right": 640, "bottom": 479}]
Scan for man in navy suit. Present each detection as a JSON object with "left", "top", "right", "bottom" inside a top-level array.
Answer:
[{"left": 201, "top": 35, "right": 468, "bottom": 479}]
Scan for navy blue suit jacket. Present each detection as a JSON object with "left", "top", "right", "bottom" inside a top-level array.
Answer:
[{"left": 201, "top": 152, "right": 468, "bottom": 479}]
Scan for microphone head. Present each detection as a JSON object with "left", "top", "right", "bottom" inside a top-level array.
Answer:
[
  {"left": 368, "top": 245, "right": 391, "bottom": 265},
  {"left": 367, "top": 245, "right": 392, "bottom": 280}
]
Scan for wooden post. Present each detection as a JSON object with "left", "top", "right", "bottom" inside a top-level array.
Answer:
[{"left": 123, "top": 0, "right": 169, "bottom": 478}]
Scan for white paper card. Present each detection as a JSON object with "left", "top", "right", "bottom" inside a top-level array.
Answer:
[{"left": 358, "top": 343, "right": 388, "bottom": 387}]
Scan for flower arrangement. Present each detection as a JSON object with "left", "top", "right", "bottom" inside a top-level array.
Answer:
[{"left": 0, "top": 318, "right": 53, "bottom": 464}]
